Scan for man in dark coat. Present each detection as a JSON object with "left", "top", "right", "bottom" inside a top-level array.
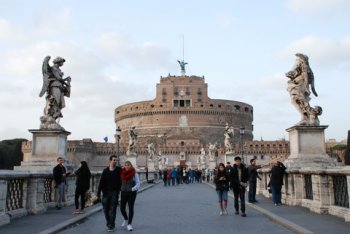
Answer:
[
  {"left": 53, "top": 157, "right": 70, "bottom": 209},
  {"left": 248, "top": 159, "right": 261, "bottom": 203},
  {"left": 97, "top": 155, "right": 122, "bottom": 232},
  {"left": 269, "top": 161, "right": 286, "bottom": 206},
  {"left": 230, "top": 156, "right": 249, "bottom": 217}
]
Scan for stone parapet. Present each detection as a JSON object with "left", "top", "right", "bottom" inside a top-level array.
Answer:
[{"left": 257, "top": 166, "right": 350, "bottom": 222}]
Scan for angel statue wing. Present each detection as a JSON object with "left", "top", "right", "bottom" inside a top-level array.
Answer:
[
  {"left": 308, "top": 67, "right": 318, "bottom": 97},
  {"left": 39, "top": 56, "right": 52, "bottom": 97}
]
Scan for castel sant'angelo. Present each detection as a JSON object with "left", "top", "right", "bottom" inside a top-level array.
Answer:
[
  {"left": 21, "top": 61, "right": 290, "bottom": 171},
  {"left": 114, "top": 62, "right": 254, "bottom": 168}
]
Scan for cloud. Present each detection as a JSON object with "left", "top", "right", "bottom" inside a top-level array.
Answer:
[
  {"left": 280, "top": 36, "right": 350, "bottom": 69},
  {"left": 286, "top": 0, "right": 350, "bottom": 13},
  {"left": 95, "top": 33, "right": 174, "bottom": 70}
]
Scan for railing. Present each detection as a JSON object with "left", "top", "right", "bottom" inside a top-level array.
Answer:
[
  {"left": 0, "top": 170, "right": 152, "bottom": 227},
  {"left": 257, "top": 167, "right": 350, "bottom": 222},
  {"left": 0, "top": 170, "right": 101, "bottom": 226}
]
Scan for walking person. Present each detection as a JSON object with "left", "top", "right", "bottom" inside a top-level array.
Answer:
[
  {"left": 171, "top": 168, "right": 177, "bottom": 186},
  {"left": 162, "top": 169, "right": 168, "bottom": 186},
  {"left": 120, "top": 161, "right": 140, "bottom": 231},
  {"left": 53, "top": 157, "right": 71, "bottom": 210},
  {"left": 97, "top": 155, "right": 122, "bottom": 232},
  {"left": 73, "top": 161, "right": 91, "bottom": 214},
  {"left": 269, "top": 160, "right": 286, "bottom": 206},
  {"left": 230, "top": 156, "right": 248, "bottom": 217},
  {"left": 248, "top": 159, "right": 261, "bottom": 203},
  {"left": 214, "top": 163, "right": 229, "bottom": 215}
]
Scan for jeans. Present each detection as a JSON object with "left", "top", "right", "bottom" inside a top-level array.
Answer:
[
  {"left": 216, "top": 190, "right": 228, "bottom": 202},
  {"left": 75, "top": 188, "right": 87, "bottom": 210},
  {"left": 120, "top": 191, "right": 137, "bottom": 225},
  {"left": 248, "top": 180, "right": 257, "bottom": 202},
  {"left": 102, "top": 191, "right": 119, "bottom": 228},
  {"left": 56, "top": 183, "right": 65, "bottom": 207},
  {"left": 233, "top": 186, "right": 246, "bottom": 213},
  {"left": 271, "top": 185, "right": 282, "bottom": 204}
]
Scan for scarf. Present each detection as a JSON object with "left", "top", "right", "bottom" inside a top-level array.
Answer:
[{"left": 121, "top": 167, "right": 136, "bottom": 181}]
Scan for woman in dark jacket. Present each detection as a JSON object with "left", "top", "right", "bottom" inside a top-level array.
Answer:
[
  {"left": 269, "top": 161, "right": 286, "bottom": 206},
  {"left": 214, "top": 163, "right": 230, "bottom": 215},
  {"left": 73, "top": 161, "right": 91, "bottom": 214}
]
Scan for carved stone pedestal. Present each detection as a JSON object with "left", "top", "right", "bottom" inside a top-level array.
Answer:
[
  {"left": 284, "top": 125, "right": 338, "bottom": 168},
  {"left": 126, "top": 153, "right": 138, "bottom": 168},
  {"left": 208, "top": 160, "right": 217, "bottom": 170},
  {"left": 15, "top": 129, "right": 72, "bottom": 172},
  {"left": 225, "top": 153, "right": 235, "bottom": 165}
]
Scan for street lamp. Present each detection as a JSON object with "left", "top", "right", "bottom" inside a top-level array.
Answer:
[
  {"left": 239, "top": 126, "right": 245, "bottom": 163},
  {"left": 116, "top": 126, "right": 121, "bottom": 166}
]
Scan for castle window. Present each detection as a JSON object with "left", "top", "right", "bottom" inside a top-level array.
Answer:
[
  {"left": 245, "top": 107, "right": 249, "bottom": 112},
  {"left": 198, "top": 98, "right": 202, "bottom": 102},
  {"left": 162, "top": 99, "right": 167, "bottom": 103},
  {"left": 197, "top": 88, "right": 202, "bottom": 95},
  {"left": 185, "top": 100, "right": 191, "bottom": 107},
  {"left": 160, "top": 105, "right": 163, "bottom": 107},
  {"left": 234, "top": 105, "right": 240, "bottom": 110},
  {"left": 180, "top": 100, "right": 185, "bottom": 107},
  {"left": 174, "top": 87, "right": 179, "bottom": 96},
  {"left": 162, "top": 88, "right": 167, "bottom": 95},
  {"left": 151, "top": 104, "right": 154, "bottom": 108},
  {"left": 210, "top": 104, "right": 213, "bottom": 107},
  {"left": 218, "top": 105, "right": 222, "bottom": 108},
  {"left": 186, "top": 87, "right": 190, "bottom": 95}
]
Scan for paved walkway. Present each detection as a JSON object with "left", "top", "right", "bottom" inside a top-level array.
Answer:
[
  {"left": 59, "top": 183, "right": 291, "bottom": 234},
  {"left": 1, "top": 181, "right": 350, "bottom": 234}
]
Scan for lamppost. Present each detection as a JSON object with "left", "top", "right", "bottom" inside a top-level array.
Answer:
[
  {"left": 239, "top": 126, "right": 245, "bottom": 163},
  {"left": 116, "top": 126, "right": 121, "bottom": 166}
]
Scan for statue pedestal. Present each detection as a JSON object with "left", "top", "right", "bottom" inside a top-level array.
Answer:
[
  {"left": 14, "top": 129, "right": 73, "bottom": 172},
  {"left": 208, "top": 159, "right": 217, "bottom": 170},
  {"left": 284, "top": 125, "right": 338, "bottom": 168},
  {"left": 225, "top": 153, "right": 235, "bottom": 165},
  {"left": 126, "top": 153, "right": 138, "bottom": 168}
]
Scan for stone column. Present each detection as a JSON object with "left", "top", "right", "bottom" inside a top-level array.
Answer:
[
  {"left": 0, "top": 180, "right": 10, "bottom": 226},
  {"left": 309, "top": 174, "right": 330, "bottom": 214},
  {"left": 26, "top": 176, "right": 46, "bottom": 214}
]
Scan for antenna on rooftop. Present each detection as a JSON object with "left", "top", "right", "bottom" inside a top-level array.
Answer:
[{"left": 177, "top": 34, "right": 188, "bottom": 76}]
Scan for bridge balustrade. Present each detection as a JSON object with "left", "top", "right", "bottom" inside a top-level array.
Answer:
[{"left": 257, "top": 167, "right": 350, "bottom": 222}]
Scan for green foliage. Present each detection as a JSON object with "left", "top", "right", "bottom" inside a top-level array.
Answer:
[
  {"left": 0, "top": 138, "right": 27, "bottom": 169},
  {"left": 332, "top": 144, "right": 347, "bottom": 151}
]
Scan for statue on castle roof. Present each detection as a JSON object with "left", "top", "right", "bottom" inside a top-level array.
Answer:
[
  {"left": 177, "top": 60, "right": 188, "bottom": 76},
  {"left": 39, "top": 56, "right": 71, "bottom": 130},
  {"left": 285, "top": 53, "right": 322, "bottom": 126},
  {"left": 127, "top": 126, "right": 138, "bottom": 156}
]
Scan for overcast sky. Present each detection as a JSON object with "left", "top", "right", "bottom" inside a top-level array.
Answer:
[{"left": 1, "top": 0, "right": 349, "bottom": 143}]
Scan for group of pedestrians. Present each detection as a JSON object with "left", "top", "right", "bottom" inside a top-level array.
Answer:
[
  {"left": 214, "top": 156, "right": 286, "bottom": 217},
  {"left": 162, "top": 167, "right": 204, "bottom": 186},
  {"left": 53, "top": 155, "right": 140, "bottom": 232}
]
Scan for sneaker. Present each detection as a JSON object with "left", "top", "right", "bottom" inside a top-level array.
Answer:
[
  {"left": 219, "top": 211, "right": 223, "bottom": 216},
  {"left": 127, "top": 224, "right": 133, "bottom": 231},
  {"left": 274, "top": 203, "right": 278, "bottom": 206},
  {"left": 241, "top": 213, "right": 247, "bottom": 217},
  {"left": 121, "top": 220, "right": 128, "bottom": 227},
  {"left": 72, "top": 209, "right": 80, "bottom": 214},
  {"left": 223, "top": 209, "right": 228, "bottom": 215},
  {"left": 107, "top": 226, "right": 114, "bottom": 232},
  {"left": 235, "top": 211, "right": 239, "bottom": 215}
]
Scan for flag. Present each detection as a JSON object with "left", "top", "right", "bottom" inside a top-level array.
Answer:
[{"left": 103, "top": 136, "right": 108, "bottom": 143}]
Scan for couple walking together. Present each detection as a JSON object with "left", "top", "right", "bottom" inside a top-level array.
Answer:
[{"left": 97, "top": 155, "right": 140, "bottom": 232}]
